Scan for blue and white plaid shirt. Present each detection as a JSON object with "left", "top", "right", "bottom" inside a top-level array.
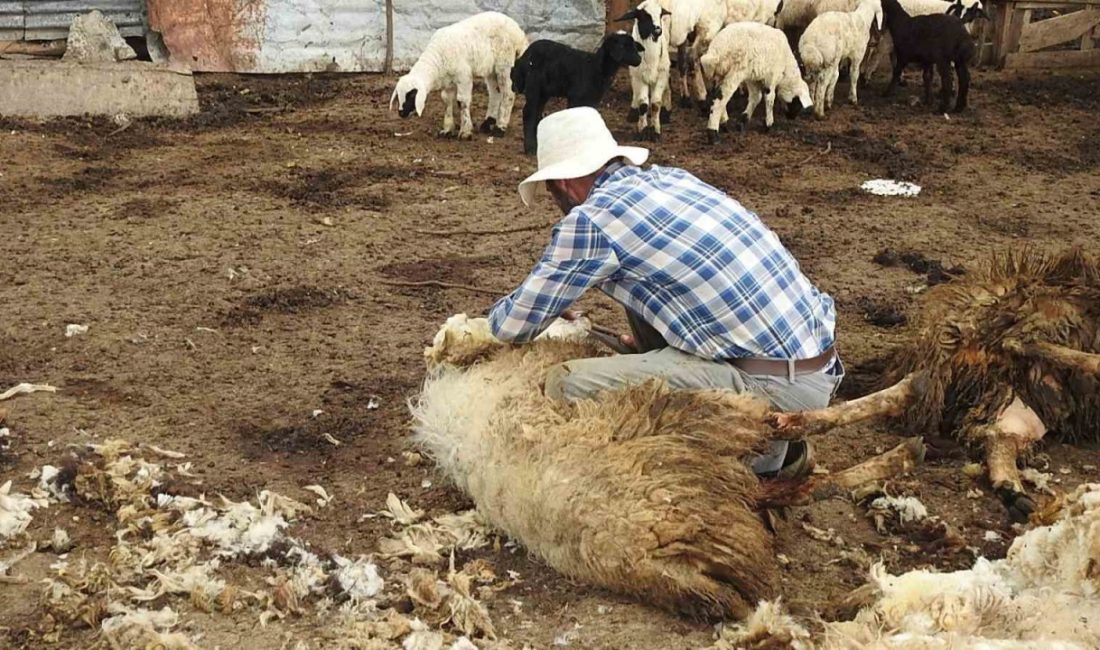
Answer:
[{"left": 488, "top": 163, "right": 836, "bottom": 361}]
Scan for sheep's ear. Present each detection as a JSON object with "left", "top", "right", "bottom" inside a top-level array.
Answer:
[
  {"left": 635, "top": 41, "right": 645, "bottom": 53},
  {"left": 415, "top": 86, "right": 427, "bottom": 116},
  {"left": 614, "top": 9, "right": 638, "bottom": 22},
  {"left": 661, "top": 8, "right": 672, "bottom": 17},
  {"left": 389, "top": 87, "right": 400, "bottom": 111}
]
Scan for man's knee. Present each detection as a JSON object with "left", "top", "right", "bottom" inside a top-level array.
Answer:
[{"left": 544, "top": 363, "right": 572, "bottom": 402}]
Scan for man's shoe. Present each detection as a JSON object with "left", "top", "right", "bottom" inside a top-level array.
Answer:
[{"left": 759, "top": 440, "right": 815, "bottom": 481}]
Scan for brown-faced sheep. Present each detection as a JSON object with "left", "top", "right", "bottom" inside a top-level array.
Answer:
[
  {"left": 412, "top": 314, "right": 924, "bottom": 619},
  {"left": 774, "top": 248, "right": 1100, "bottom": 521}
]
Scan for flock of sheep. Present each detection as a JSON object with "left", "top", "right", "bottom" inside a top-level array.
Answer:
[{"left": 389, "top": 0, "right": 987, "bottom": 152}]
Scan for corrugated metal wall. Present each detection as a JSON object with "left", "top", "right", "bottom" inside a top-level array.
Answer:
[{"left": 0, "top": 0, "right": 145, "bottom": 41}]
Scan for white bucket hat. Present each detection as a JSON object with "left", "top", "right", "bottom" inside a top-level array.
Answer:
[{"left": 517, "top": 107, "right": 649, "bottom": 206}]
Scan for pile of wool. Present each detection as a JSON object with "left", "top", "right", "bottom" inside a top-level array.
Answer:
[
  {"left": 708, "top": 483, "right": 1100, "bottom": 649},
  {"left": 36, "top": 440, "right": 385, "bottom": 645},
  {"left": 0, "top": 479, "right": 48, "bottom": 540}
]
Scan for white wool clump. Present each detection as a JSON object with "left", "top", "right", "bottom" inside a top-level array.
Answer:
[
  {"left": 870, "top": 495, "right": 929, "bottom": 524},
  {"left": 383, "top": 492, "right": 426, "bottom": 525},
  {"left": 0, "top": 480, "right": 48, "bottom": 539},
  {"left": 710, "top": 599, "right": 814, "bottom": 649},
  {"left": 331, "top": 555, "right": 385, "bottom": 602},
  {"left": 861, "top": 179, "right": 922, "bottom": 197},
  {"left": 425, "top": 314, "right": 590, "bottom": 367},
  {"left": 799, "top": 0, "right": 883, "bottom": 117},
  {"left": 379, "top": 510, "right": 494, "bottom": 565},
  {"left": 1020, "top": 468, "right": 1054, "bottom": 494},
  {"left": 37, "top": 464, "right": 71, "bottom": 502},
  {"left": 403, "top": 619, "right": 445, "bottom": 650},
  {"left": 450, "top": 637, "right": 478, "bottom": 650},
  {"left": 100, "top": 604, "right": 199, "bottom": 650},
  {"left": 390, "top": 12, "right": 528, "bottom": 139},
  {"left": 699, "top": 23, "right": 812, "bottom": 134}
]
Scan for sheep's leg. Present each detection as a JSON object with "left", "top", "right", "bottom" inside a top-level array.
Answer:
[
  {"left": 677, "top": 44, "right": 693, "bottom": 107},
  {"left": 494, "top": 63, "right": 517, "bottom": 132},
  {"left": 706, "top": 74, "right": 741, "bottom": 143},
  {"left": 480, "top": 76, "right": 501, "bottom": 135},
  {"left": 521, "top": 83, "right": 545, "bottom": 156},
  {"left": 812, "top": 75, "right": 827, "bottom": 118},
  {"left": 825, "top": 67, "right": 839, "bottom": 110},
  {"left": 953, "top": 59, "right": 970, "bottom": 112},
  {"left": 935, "top": 61, "right": 953, "bottom": 113},
  {"left": 455, "top": 76, "right": 475, "bottom": 140},
  {"left": 742, "top": 83, "right": 762, "bottom": 132},
  {"left": 849, "top": 53, "right": 864, "bottom": 105},
  {"left": 637, "top": 82, "right": 652, "bottom": 136},
  {"left": 978, "top": 395, "right": 1047, "bottom": 521},
  {"left": 661, "top": 83, "right": 673, "bottom": 124},
  {"left": 1007, "top": 340, "right": 1100, "bottom": 374},
  {"left": 758, "top": 437, "right": 926, "bottom": 507},
  {"left": 438, "top": 87, "right": 457, "bottom": 137},
  {"left": 762, "top": 86, "right": 776, "bottom": 132},
  {"left": 651, "top": 73, "right": 668, "bottom": 140},
  {"left": 921, "top": 65, "right": 934, "bottom": 105},
  {"left": 768, "top": 373, "right": 916, "bottom": 438}
]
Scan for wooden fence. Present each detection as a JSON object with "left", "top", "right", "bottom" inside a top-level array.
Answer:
[{"left": 977, "top": 0, "right": 1100, "bottom": 68}]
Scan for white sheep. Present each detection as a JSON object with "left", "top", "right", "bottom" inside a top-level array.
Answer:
[
  {"left": 621, "top": 0, "right": 674, "bottom": 140},
  {"left": 389, "top": 12, "right": 528, "bottom": 140},
  {"left": 666, "top": 0, "right": 731, "bottom": 109},
  {"left": 775, "top": 0, "right": 863, "bottom": 31},
  {"left": 798, "top": 0, "right": 883, "bottom": 117},
  {"left": 699, "top": 22, "right": 812, "bottom": 141},
  {"left": 724, "top": 0, "right": 786, "bottom": 25}
]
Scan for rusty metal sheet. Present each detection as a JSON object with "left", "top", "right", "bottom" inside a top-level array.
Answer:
[{"left": 148, "top": 0, "right": 266, "bottom": 72}]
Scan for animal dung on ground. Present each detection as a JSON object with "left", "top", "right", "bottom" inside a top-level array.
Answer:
[{"left": 860, "top": 179, "right": 921, "bottom": 197}]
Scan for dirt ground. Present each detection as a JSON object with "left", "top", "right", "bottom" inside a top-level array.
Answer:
[{"left": 1, "top": 65, "right": 1099, "bottom": 649}]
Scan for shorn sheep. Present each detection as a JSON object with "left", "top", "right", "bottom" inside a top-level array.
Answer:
[
  {"left": 712, "top": 482, "right": 1100, "bottom": 649},
  {"left": 510, "top": 33, "right": 642, "bottom": 155},
  {"left": 618, "top": 0, "right": 674, "bottom": 140},
  {"left": 774, "top": 248, "right": 1100, "bottom": 521},
  {"left": 799, "top": 0, "right": 883, "bottom": 117},
  {"left": 699, "top": 22, "right": 812, "bottom": 142},
  {"left": 880, "top": 0, "right": 977, "bottom": 112},
  {"left": 390, "top": 12, "right": 528, "bottom": 140},
  {"left": 411, "top": 314, "right": 924, "bottom": 618}
]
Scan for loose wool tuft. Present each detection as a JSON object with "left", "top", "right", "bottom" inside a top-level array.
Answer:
[{"left": 412, "top": 315, "right": 779, "bottom": 619}]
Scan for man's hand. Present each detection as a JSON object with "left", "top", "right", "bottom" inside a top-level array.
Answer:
[{"left": 561, "top": 309, "right": 585, "bottom": 321}]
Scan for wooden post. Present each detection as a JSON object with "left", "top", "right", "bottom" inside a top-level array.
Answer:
[
  {"left": 607, "top": 0, "right": 633, "bottom": 32},
  {"left": 384, "top": 0, "right": 395, "bottom": 73}
]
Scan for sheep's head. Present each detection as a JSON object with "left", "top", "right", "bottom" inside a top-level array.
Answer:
[
  {"left": 390, "top": 74, "right": 427, "bottom": 118},
  {"left": 602, "top": 32, "right": 644, "bottom": 68},
  {"left": 615, "top": 1, "right": 670, "bottom": 42},
  {"left": 424, "top": 314, "right": 504, "bottom": 368},
  {"left": 781, "top": 76, "right": 813, "bottom": 119}
]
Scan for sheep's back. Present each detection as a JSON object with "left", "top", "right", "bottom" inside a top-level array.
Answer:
[{"left": 413, "top": 340, "right": 779, "bottom": 619}]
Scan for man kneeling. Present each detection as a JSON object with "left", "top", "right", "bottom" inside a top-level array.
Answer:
[{"left": 488, "top": 107, "right": 842, "bottom": 479}]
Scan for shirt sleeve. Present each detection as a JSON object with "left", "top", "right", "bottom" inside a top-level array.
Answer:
[{"left": 488, "top": 210, "right": 619, "bottom": 343}]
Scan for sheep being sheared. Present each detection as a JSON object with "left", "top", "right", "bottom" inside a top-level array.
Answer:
[
  {"left": 773, "top": 248, "right": 1100, "bottom": 521},
  {"left": 411, "top": 314, "right": 925, "bottom": 619}
]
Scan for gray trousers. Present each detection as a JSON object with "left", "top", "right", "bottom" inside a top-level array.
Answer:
[{"left": 544, "top": 310, "right": 843, "bottom": 473}]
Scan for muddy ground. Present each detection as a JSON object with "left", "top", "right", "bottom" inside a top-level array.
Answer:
[{"left": 1, "top": 67, "right": 1099, "bottom": 648}]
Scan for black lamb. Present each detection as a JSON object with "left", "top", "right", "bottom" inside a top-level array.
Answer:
[
  {"left": 511, "top": 33, "right": 643, "bottom": 155},
  {"left": 881, "top": 0, "right": 975, "bottom": 113}
]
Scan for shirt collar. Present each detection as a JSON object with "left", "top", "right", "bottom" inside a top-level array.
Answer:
[{"left": 593, "top": 160, "right": 629, "bottom": 190}]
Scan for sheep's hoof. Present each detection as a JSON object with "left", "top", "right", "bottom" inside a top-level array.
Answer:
[
  {"left": 995, "top": 486, "right": 1036, "bottom": 523},
  {"left": 457, "top": 131, "right": 473, "bottom": 141},
  {"left": 627, "top": 107, "right": 640, "bottom": 121},
  {"left": 489, "top": 126, "right": 508, "bottom": 137},
  {"left": 478, "top": 117, "right": 497, "bottom": 134},
  {"left": 706, "top": 129, "right": 720, "bottom": 145},
  {"left": 736, "top": 114, "right": 749, "bottom": 133},
  {"left": 660, "top": 107, "right": 671, "bottom": 123},
  {"left": 436, "top": 129, "right": 457, "bottom": 139},
  {"left": 642, "top": 126, "right": 659, "bottom": 142},
  {"left": 761, "top": 123, "right": 772, "bottom": 134}
]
